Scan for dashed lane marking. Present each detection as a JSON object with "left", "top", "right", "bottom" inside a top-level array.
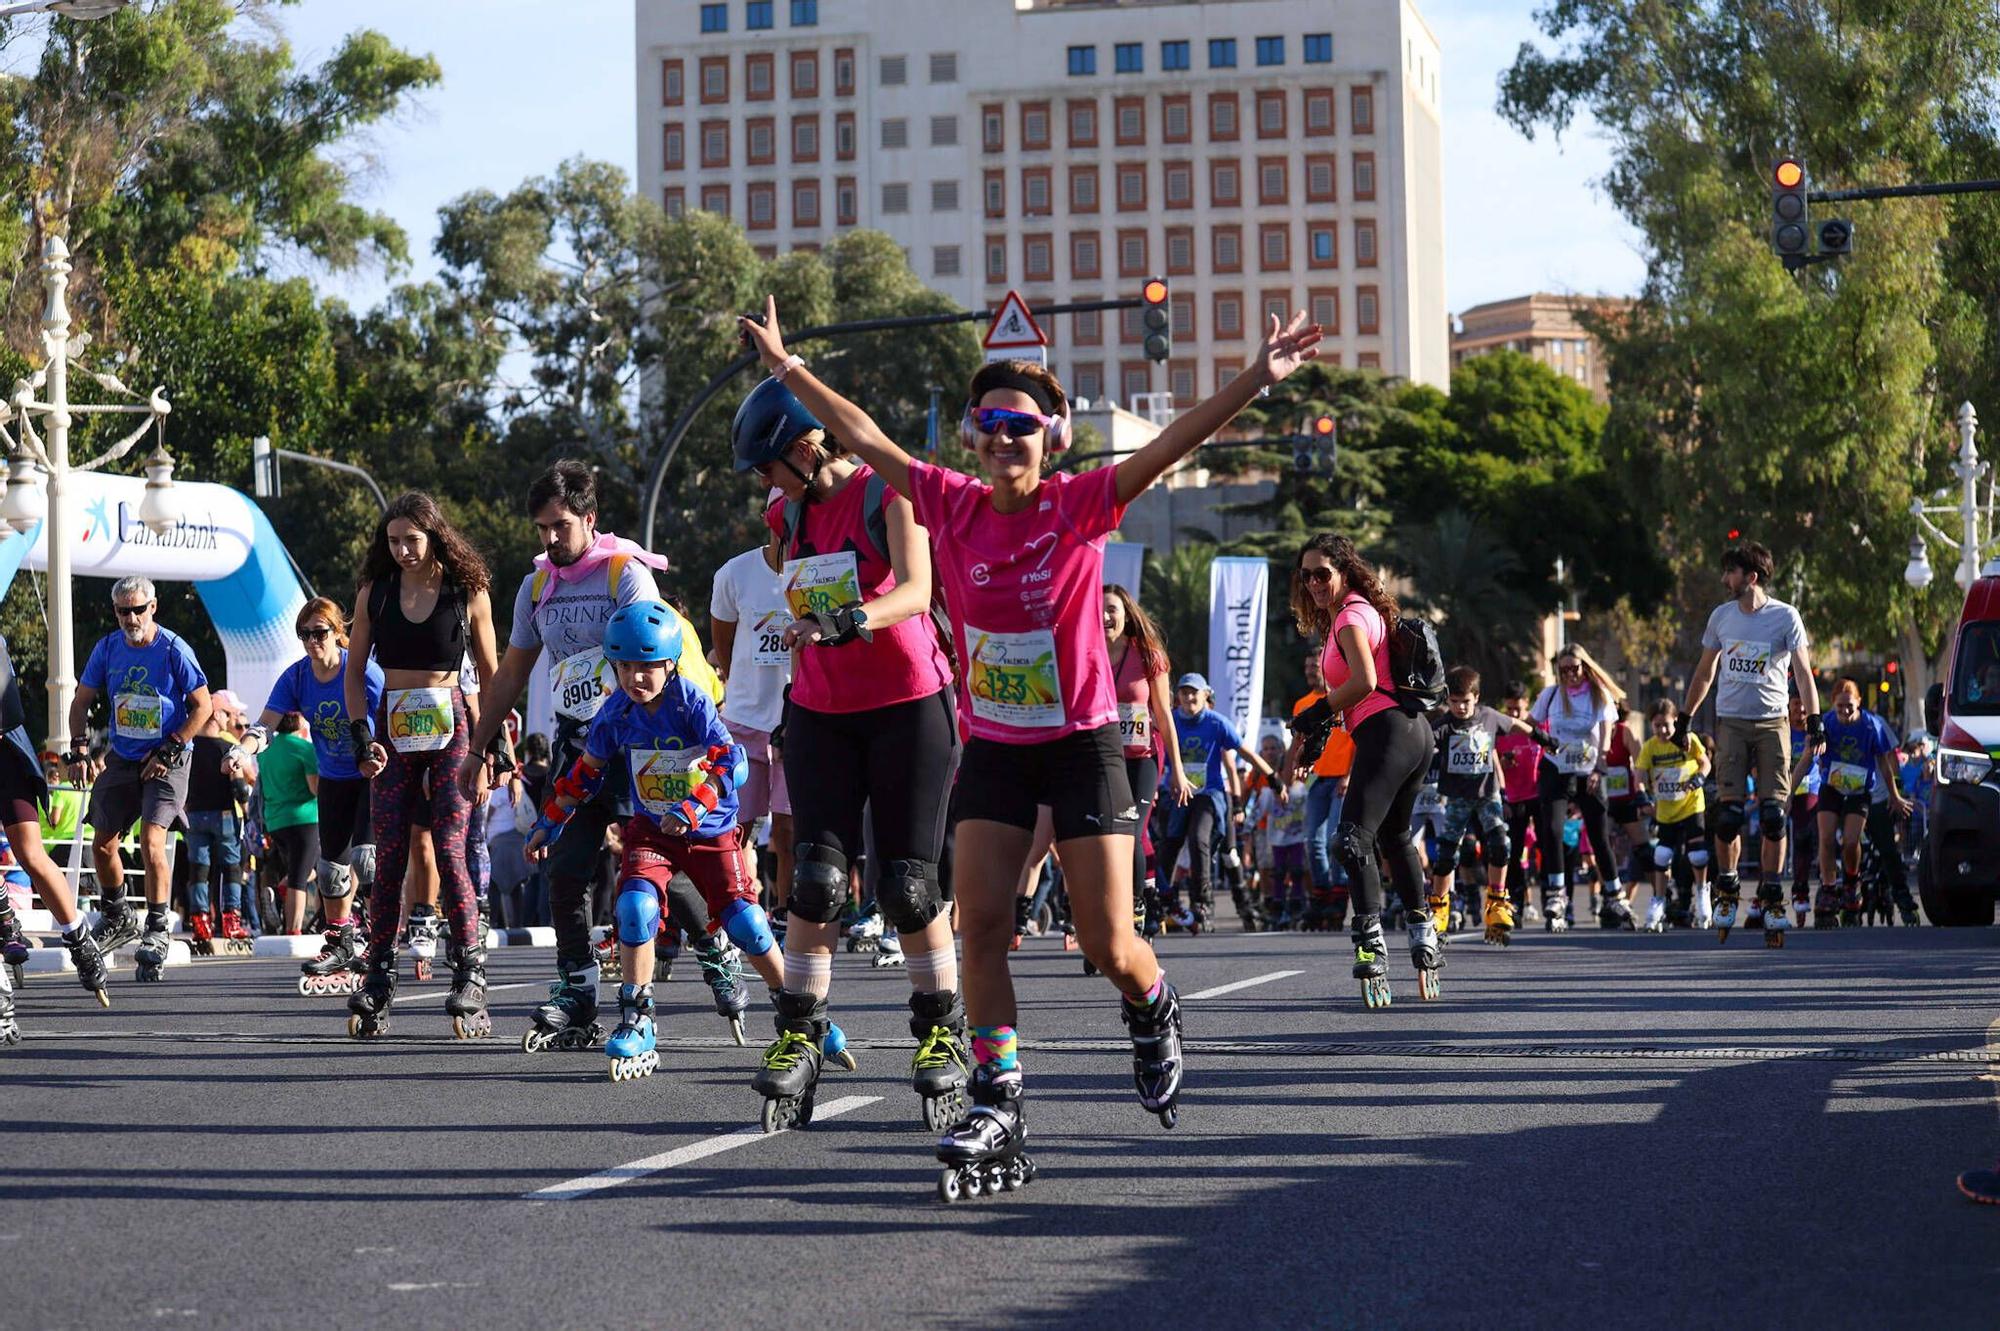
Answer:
[{"left": 1181, "top": 969, "right": 1303, "bottom": 1001}]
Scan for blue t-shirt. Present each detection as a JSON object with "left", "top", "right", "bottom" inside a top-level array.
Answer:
[
  {"left": 1816, "top": 710, "right": 1890, "bottom": 798},
  {"left": 1789, "top": 727, "right": 1822, "bottom": 796},
  {"left": 265, "top": 652, "right": 384, "bottom": 780},
  {"left": 583, "top": 677, "right": 737, "bottom": 839},
  {"left": 1169, "top": 708, "right": 1243, "bottom": 793},
  {"left": 80, "top": 629, "right": 208, "bottom": 761}
]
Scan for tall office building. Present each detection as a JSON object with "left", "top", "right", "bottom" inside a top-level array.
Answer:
[{"left": 637, "top": 0, "right": 1447, "bottom": 401}]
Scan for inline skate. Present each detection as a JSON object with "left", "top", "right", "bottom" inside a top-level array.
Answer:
[
  {"left": 345, "top": 953, "right": 396, "bottom": 1038},
  {"left": 1352, "top": 913, "right": 1392, "bottom": 1009},
  {"left": 405, "top": 904, "right": 440, "bottom": 982},
  {"left": 1641, "top": 894, "right": 1668, "bottom": 933},
  {"left": 910, "top": 990, "right": 970, "bottom": 1132},
  {"left": 1597, "top": 886, "right": 1635, "bottom": 931},
  {"left": 299, "top": 921, "right": 367, "bottom": 996},
  {"left": 522, "top": 961, "right": 604, "bottom": 1053},
  {"left": 872, "top": 930, "right": 905, "bottom": 968},
  {"left": 1121, "top": 980, "right": 1184, "bottom": 1128},
  {"left": 1408, "top": 912, "right": 1442, "bottom": 1001},
  {"left": 1761, "top": 885, "right": 1789, "bottom": 948},
  {"left": 189, "top": 910, "right": 216, "bottom": 956},
  {"left": 1839, "top": 875, "right": 1864, "bottom": 930},
  {"left": 0, "top": 962, "right": 17, "bottom": 1046},
  {"left": 1, "top": 899, "right": 32, "bottom": 988},
  {"left": 606, "top": 982, "right": 659, "bottom": 1082},
  {"left": 1813, "top": 881, "right": 1842, "bottom": 930},
  {"left": 935, "top": 1064, "right": 1035, "bottom": 1203},
  {"left": 1790, "top": 887, "right": 1811, "bottom": 930},
  {"left": 848, "top": 907, "right": 885, "bottom": 954},
  {"left": 90, "top": 898, "right": 141, "bottom": 955},
  {"left": 1483, "top": 886, "right": 1515, "bottom": 945},
  {"left": 217, "top": 909, "right": 254, "bottom": 955},
  {"left": 445, "top": 940, "right": 491, "bottom": 1038},
  {"left": 693, "top": 934, "right": 750, "bottom": 1045},
  {"left": 753, "top": 991, "right": 855, "bottom": 1133},
  {"left": 63, "top": 927, "right": 109, "bottom": 1006},
  {"left": 133, "top": 913, "right": 172, "bottom": 981},
  {"left": 1542, "top": 884, "right": 1570, "bottom": 934},
  {"left": 1713, "top": 876, "right": 1740, "bottom": 943}
]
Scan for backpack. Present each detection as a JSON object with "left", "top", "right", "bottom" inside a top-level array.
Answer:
[{"left": 1343, "top": 595, "right": 1446, "bottom": 715}]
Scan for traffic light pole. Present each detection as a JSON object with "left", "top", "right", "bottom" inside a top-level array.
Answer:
[{"left": 638, "top": 296, "right": 1142, "bottom": 553}]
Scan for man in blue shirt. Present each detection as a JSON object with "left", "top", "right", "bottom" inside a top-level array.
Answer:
[
  {"left": 65, "top": 576, "right": 212, "bottom": 977},
  {"left": 1155, "top": 673, "right": 1281, "bottom": 931}
]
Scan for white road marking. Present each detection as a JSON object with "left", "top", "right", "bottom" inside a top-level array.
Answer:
[
  {"left": 526, "top": 1095, "right": 884, "bottom": 1202},
  {"left": 1182, "top": 969, "right": 1303, "bottom": 1001},
  {"left": 394, "top": 981, "right": 542, "bottom": 1005}
]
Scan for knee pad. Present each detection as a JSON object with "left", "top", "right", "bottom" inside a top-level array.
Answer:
[
  {"left": 1758, "top": 799, "right": 1786, "bottom": 842},
  {"left": 719, "top": 897, "right": 777, "bottom": 956},
  {"left": 876, "top": 858, "right": 943, "bottom": 933},
  {"left": 1333, "top": 822, "right": 1377, "bottom": 868},
  {"left": 317, "top": 859, "right": 353, "bottom": 899},
  {"left": 787, "top": 843, "right": 849, "bottom": 924},
  {"left": 1480, "top": 825, "right": 1510, "bottom": 870},
  {"left": 615, "top": 879, "right": 662, "bottom": 947},
  {"left": 1430, "top": 840, "right": 1460, "bottom": 879},
  {"left": 1652, "top": 842, "right": 1677, "bottom": 871},
  {"left": 1713, "top": 801, "right": 1747, "bottom": 843},
  {"left": 345, "top": 843, "right": 377, "bottom": 889},
  {"left": 1687, "top": 846, "right": 1711, "bottom": 868}
]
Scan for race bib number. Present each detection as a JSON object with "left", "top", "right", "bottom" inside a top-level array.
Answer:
[
  {"left": 386, "top": 687, "right": 454, "bottom": 753},
  {"left": 113, "top": 692, "right": 164, "bottom": 742},
  {"left": 1556, "top": 741, "right": 1596, "bottom": 775},
  {"left": 1413, "top": 785, "right": 1445, "bottom": 817},
  {"left": 552, "top": 648, "right": 614, "bottom": 723},
  {"left": 1603, "top": 768, "right": 1632, "bottom": 800},
  {"left": 1446, "top": 730, "right": 1493, "bottom": 776},
  {"left": 1118, "top": 703, "right": 1149, "bottom": 748},
  {"left": 1656, "top": 768, "right": 1696, "bottom": 800},
  {"left": 631, "top": 746, "right": 704, "bottom": 821},
  {"left": 1722, "top": 639, "right": 1775, "bottom": 680},
  {"left": 749, "top": 608, "right": 793, "bottom": 669},
  {"left": 1827, "top": 760, "right": 1869, "bottom": 794},
  {"left": 782, "top": 552, "right": 862, "bottom": 623},
  {"left": 964, "top": 624, "right": 1065, "bottom": 729}
]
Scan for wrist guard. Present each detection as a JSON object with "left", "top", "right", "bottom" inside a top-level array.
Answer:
[
  {"left": 1293, "top": 696, "right": 1336, "bottom": 767},
  {"left": 531, "top": 807, "right": 569, "bottom": 849},
  {"left": 152, "top": 735, "right": 188, "bottom": 770},
  {"left": 552, "top": 756, "right": 606, "bottom": 807},
  {"left": 1672, "top": 714, "right": 1691, "bottom": 747},
  {"left": 243, "top": 723, "right": 270, "bottom": 751},
  {"left": 1805, "top": 712, "right": 1825, "bottom": 743},
  {"left": 348, "top": 719, "right": 375, "bottom": 765},
  {"left": 813, "top": 601, "right": 872, "bottom": 647},
  {"left": 1533, "top": 728, "right": 1558, "bottom": 752}
]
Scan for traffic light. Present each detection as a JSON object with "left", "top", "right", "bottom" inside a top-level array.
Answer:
[
  {"left": 1771, "top": 157, "right": 1808, "bottom": 266},
  {"left": 1141, "top": 277, "right": 1170, "bottom": 363},
  {"left": 1817, "top": 216, "right": 1853, "bottom": 257},
  {"left": 1726, "top": 526, "right": 1742, "bottom": 542}
]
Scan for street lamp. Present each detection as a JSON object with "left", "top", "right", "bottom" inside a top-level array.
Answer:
[
  {"left": 0, "top": 0, "right": 134, "bottom": 19},
  {"left": 1908, "top": 401, "right": 2000, "bottom": 593},
  {"left": 1903, "top": 533, "right": 1933, "bottom": 591},
  {"left": 0, "top": 235, "right": 176, "bottom": 747}
]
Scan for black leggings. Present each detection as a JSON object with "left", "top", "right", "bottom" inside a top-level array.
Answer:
[
  {"left": 1332, "top": 707, "right": 1433, "bottom": 921},
  {"left": 1534, "top": 764, "right": 1614, "bottom": 887},
  {"left": 1505, "top": 798, "right": 1537, "bottom": 908},
  {"left": 1125, "top": 755, "right": 1158, "bottom": 892},
  {"left": 782, "top": 689, "right": 958, "bottom": 880},
  {"left": 1157, "top": 794, "right": 1221, "bottom": 909}
]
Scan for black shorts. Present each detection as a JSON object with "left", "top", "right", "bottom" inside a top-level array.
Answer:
[
  {"left": 0, "top": 736, "right": 46, "bottom": 828},
  {"left": 1656, "top": 814, "right": 1707, "bottom": 850},
  {"left": 954, "top": 724, "right": 1138, "bottom": 843},
  {"left": 1818, "top": 789, "right": 1872, "bottom": 819},
  {"left": 318, "top": 776, "right": 373, "bottom": 862}
]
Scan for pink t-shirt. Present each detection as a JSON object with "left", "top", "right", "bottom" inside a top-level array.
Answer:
[
  {"left": 903, "top": 460, "right": 1126, "bottom": 745},
  {"left": 1320, "top": 595, "right": 1395, "bottom": 730},
  {"left": 766, "top": 465, "right": 952, "bottom": 715},
  {"left": 1112, "top": 640, "right": 1166, "bottom": 758}
]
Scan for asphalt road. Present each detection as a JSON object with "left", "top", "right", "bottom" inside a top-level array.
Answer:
[{"left": 3, "top": 922, "right": 1997, "bottom": 1331}]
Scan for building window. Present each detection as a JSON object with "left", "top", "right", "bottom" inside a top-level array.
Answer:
[
  {"left": 930, "top": 52, "right": 958, "bottom": 83},
  {"left": 1022, "top": 102, "right": 1050, "bottom": 149},
  {"left": 882, "top": 182, "right": 910, "bottom": 213},
  {"left": 1259, "top": 290, "right": 1289, "bottom": 328},
  {"left": 793, "top": 180, "right": 820, "bottom": 226},
  {"left": 1258, "top": 157, "right": 1287, "bottom": 205},
  {"left": 1353, "top": 153, "right": 1375, "bottom": 200},
  {"left": 791, "top": 0, "right": 818, "bottom": 25},
  {"left": 881, "top": 118, "right": 908, "bottom": 149},
  {"left": 1122, "top": 363, "right": 1151, "bottom": 402},
  {"left": 793, "top": 115, "right": 819, "bottom": 161},
  {"left": 1071, "top": 232, "right": 1100, "bottom": 280},
  {"left": 1352, "top": 87, "right": 1374, "bottom": 133},
  {"left": 1163, "top": 161, "right": 1192, "bottom": 208},
  {"left": 1310, "top": 289, "right": 1339, "bottom": 332},
  {"left": 1075, "top": 308, "right": 1102, "bottom": 346},
  {"left": 1023, "top": 168, "right": 1052, "bottom": 214},
  {"left": 663, "top": 124, "right": 684, "bottom": 170},
  {"left": 1255, "top": 35, "right": 1285, "bottom": 66},
  {"left": 982, "top": 104, "right": 1004, "bottom": 151},
  {"left": 1120, "top": 307, "right": 1143, "bottom": 342},
  {"left": 1210, "top": 159, "right": 1240, "bottom": 206},
  {"left": 1026, "top": 237, "right": 1054, "bottom": 286},
  {"left": 1118, "top": 228, "right": 1147, "bottom": 277},
  {"left": 1309, "top": 224, "right": 1337, "bottom": 267},
  {"left": 1359, "top": 352, "right": 1381, "bottom": 369},
  {"left": 791, "top": 52, "right": 818, "bottom": 97},
  {"left": 1165, "top": 226, "right": 1193, "bottom": 275},
  {"left": 1117, "top": 164, "right": 1147, "bottom": 210},
  {"left": 1070, "top": 165, "right": 1099, "bottom": 212},
  {"left": 931, "top": 115, "right": 959, "bottom": 147},
  {"left": 931, "top": 179, "right": 960, "bottom": 211},
  {"left": 934, "top": 244, "right": 961, "bottom": 277},
  {"left": 1170, "top": 294, "right": 1195, "bottom": 339},
  {"left": 1355, "top": 220, "right": 1377, "bottom": 266},
  {"left": 835, "top": 48, "right": 855, "bottom": 95},
  {"left": 1074, "top": 364, "right": 1104, "bottom": 400},
  {"left": 1208, "top": 38, "right": 1237, "bottom": 68},
  {"left": 1068, "top": 45, "right": 1097, "bottom": 77},
  {"left": 663, "top": 59, "right": 684, "bottom": 105},
  {"left": 1170, "top": 361, "right": 1195, "bottom": 404},
  {"left": 835, "top": 177, "right": 856, "bottom": 225},
  {"left": 747, "top": 182, "right": 776, "bottom": 229},
  {"left": 1163, "top": 95, "right": 1191, "bottom": 143},
  {"left": 1115, "top": 97, "right": 1144, "bottom": 145},
  {"left": 1256, "top": 90, "right": 1286, "bottom": 138},
  {"left": 700, "top": 56, "right": 728, "bottom": 102},
  {"left": 1213, "top": 225, "right": 1242, "bottom": 272},
  {"left": 835, "top": 112, "right": 856, "bottom": 159},
  {"left": 1209, "top": 93, "right": 1238, "bottom": 140},
  {"left": 700, "top": 120, "right": 729, "bottom": 167},
  {"left": 746, "top": 52, "right": 774, "bottom": 99},
  {"left": 664, "top": 186, "right": 685, "bottom": 218},
  {"left": 747, "top": 1, "right": 773, "bottom": 31},
  {"left": 880, "top": 54, "right": 907, "bottom": 85},
  {"left": 1115, "top": 42, "right": 1143, "bottom": 74},
  {"left": 748, "top": 117, "right": 775, "bottom": 164},
  {"left": 1068, "top": 100, "right": 1098, "bottom": 148},
  {"left": 986, "top": 237, "right": 1007, "bottom": 282},
  {"left": 1358, "top": 286, "right": 1379, "bottom": 334},
  {"left": 701, "top": 184, "right": 730, "bottom": 216},
  {"left": 1306, "top": 89, "right": 1335, "bottom": 135},
  {"left": 1214, "top": 291, "right": 1242, "bottom": 337},
  {"left": 1162, "top": 40, "right": 1190, "bottom": 71},
  {"left": 1260, "top": 223, "right": 1289, "bottom": 270},
  {"left": 984, "top": 170, "right": 1006, "bottom": 217},
  {"left": 699, "top": 3, "right": 727, "bottom": 33},
  {"left": 1306, "top": 154, "right": 1335, "bottom": 202}
]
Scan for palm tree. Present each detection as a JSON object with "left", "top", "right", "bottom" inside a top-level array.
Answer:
[
  {"left": 1141, "top": 540, "right": 1217, "bottom": 677},
  {"left": 1389, "top": 510, "right": 1541, "bottom": 688}
]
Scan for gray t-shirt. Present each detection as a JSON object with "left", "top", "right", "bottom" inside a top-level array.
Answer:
[
  {"left": 1701, "top": 596, "right": 1807, "bottom": 720},
  {"left": 508, "top": 557, "right": 660, "bottom": 662}
]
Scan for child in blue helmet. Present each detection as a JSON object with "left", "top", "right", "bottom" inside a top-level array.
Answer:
[{"left": 527, "top": 600, "right": 784, "bottom": 1081}]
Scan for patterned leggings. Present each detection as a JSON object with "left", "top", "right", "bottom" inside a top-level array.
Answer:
[{"left": 365, "top": 687, "right": 477, "bottom": 962}]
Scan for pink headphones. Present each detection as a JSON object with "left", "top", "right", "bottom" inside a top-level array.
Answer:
[{"left": 959, "top": 370, "right": 1072, "bottom": 452}]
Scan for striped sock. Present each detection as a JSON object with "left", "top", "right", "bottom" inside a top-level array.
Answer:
[
  {"left": 783, "top": 949, "right": 833, "bottom": 998},
  {"left": 971, "top": 1025, "right": 1018, "bottom": 1072},
  {"left": 1135, "top": 972, "right": 1166, "bottom": 1008}
]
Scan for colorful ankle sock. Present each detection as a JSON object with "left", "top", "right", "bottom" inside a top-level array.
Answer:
[
  {"left": 1135, "top": 973, "right": 1166, "bottom": 1009},
  {"left": 971, "top": 1025, "right": 1018, "bottom": 1071}
]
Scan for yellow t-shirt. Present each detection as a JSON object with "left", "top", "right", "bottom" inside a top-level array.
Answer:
[
  {"left": 1635, "top": 735, "right": 1707, "bottom": 825},
  {"left": 670, "top": 606, "right": 725, "bottom": 706}
]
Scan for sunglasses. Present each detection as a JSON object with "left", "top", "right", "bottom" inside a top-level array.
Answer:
[
  {"left": 1299, "top": 567, "right": 1335, "bottom": 584},
  {"left": 969, "top": 407, "right": 1057, "bottom": 440},
  {"left": 1558, "top": 662, "right": 1583, "bottom": 675},
  {"left": 300, "top": 627, "right": 333, "bottom": 642},
  {"left": 115, "top": 604, "right": 152, "bottom": 619}
]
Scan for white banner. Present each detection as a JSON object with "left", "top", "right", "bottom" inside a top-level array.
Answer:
[
  {"left": 1207, "top": 556, "right": 1267, "bottom": 747},
  {"left": 1101, "top": 541, "right": 1145, "bottom": 596}
]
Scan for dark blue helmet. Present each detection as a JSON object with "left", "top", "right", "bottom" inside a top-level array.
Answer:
[
  {"left": 731, "top": 377, "right": 824, "bottom": 473},
  {"left": 602, "top": 601, "right": 683, "bottom": 665}
]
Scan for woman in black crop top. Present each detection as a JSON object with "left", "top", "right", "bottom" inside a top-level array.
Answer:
[{"left": 341, "top": 491, "right": 499, "bottom": 1039}]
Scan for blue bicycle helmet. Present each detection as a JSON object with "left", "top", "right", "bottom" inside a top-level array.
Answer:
[
  {"left": 732, "top": 377, "right": 824, "bottom": 473},
  {"left": 602, "top": 601, "right": 683, "bottom": 665}
]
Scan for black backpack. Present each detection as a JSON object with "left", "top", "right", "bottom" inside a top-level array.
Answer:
[{"left": 1343, "top": 595, "right": 1445, "bottom": 715}]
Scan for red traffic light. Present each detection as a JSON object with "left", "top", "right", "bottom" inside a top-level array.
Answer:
[
  {"left": 1774, "top": 159, "right": 1804, "bottom": 189},
  {"left": 1313, "top": 415, "right": 1335, "bottom": 436},
  {"left": 1726, "top": 527, "right": 1742, "bottom": 541},
  {"left": 1885, "top": 660, "right": 1899, "bottom": 675},
  {"left": 1142, "top": 278, "right": 1168, "bottom": 305}
]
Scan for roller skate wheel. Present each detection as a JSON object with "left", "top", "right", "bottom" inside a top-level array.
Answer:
[
  {"left": 1418, "top": 970, "right": 1441, "bottom": 1001},
  {"left": 451, "top": 1013, "right": 492, "bottom": 1039},
  {"left": 298, "top": 975, "right": 318, "bottom": 996},
  {"left": 964, "top": 1169, "right": 985, "bottom": 1198},
  {"left": 522, "top": 1027, "right": 555, "bottom": 1054},
  {"left": 1360, "top": 977, "right": 1392, "bottom": 1009},
  {"left": 830, "top": 1046, "right": 858, "bottom": 1073},
  {"left": 136, "top": 965, "right": 163, "bottom": 982},
  {"left": 412, "top": 960, "right": 433, "bottom": 982},
  {"left": 1766, "top": 930, "right": 1786, "bottom": 949},
  {"left": 0, "top": 1024, "right": 20, "bottom": 1046},
  {"left": 937, "top": 1168, "right": 964, "bottom": 1203},
  {"left": 761, "top": 1096, "right": 800, "bottom": 1135},
  {"left": 922, "top": 1090, "right": 965, "bottom": 1134},
  {"left": 795, "top": 1087, "right": 818, "bottom": 1128},
  {"left": 728, "top": 1016, "right": 746, "bottom": 1048},
  {"left": 93, "top": 987, "right": 110, "bottom": 1008},
  {"left": 1157, "top": 1106, "right": 1178, "bottom": 1129},
  {"left": 347, "top": 1014, "right": 365, "bottom": 1038}
]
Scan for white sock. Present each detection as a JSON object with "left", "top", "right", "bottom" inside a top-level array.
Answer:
[
  {"left": 904, "top": 944, "right": 958, "bottom": 994},
  {"left": 783, "top": 948, "right": 833, "bottom": 998}
]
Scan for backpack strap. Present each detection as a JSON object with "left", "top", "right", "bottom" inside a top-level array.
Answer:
[{"left": 860, "top": 472, "right": 891, "bottom": 568}]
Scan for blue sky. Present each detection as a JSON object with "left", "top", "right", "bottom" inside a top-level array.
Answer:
[{"left": 280, "top": 0, "right": 1644, "bottom": 316}]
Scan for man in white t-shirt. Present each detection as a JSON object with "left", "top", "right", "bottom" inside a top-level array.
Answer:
[
  {"left": 1679, "top": 541, "right": 1820, "bottom": 940},
  {"left": 710, "top": 527, "right": 793, "bottom": 908}
]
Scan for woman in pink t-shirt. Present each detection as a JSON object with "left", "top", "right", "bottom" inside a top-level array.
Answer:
[
  {"left": 1279, "top": 533, "right": 1434, "bottom": 1008},
  {"left": 1106, "top": 584, "right": 1190, "bottom": 932},
  {"left": 740, "top": 296, "right": 1320, "bottom": 1175}
]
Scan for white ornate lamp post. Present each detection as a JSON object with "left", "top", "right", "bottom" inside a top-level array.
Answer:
[{"left": 1907, "top": 401, "right": 2000, "bottom": 593}]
